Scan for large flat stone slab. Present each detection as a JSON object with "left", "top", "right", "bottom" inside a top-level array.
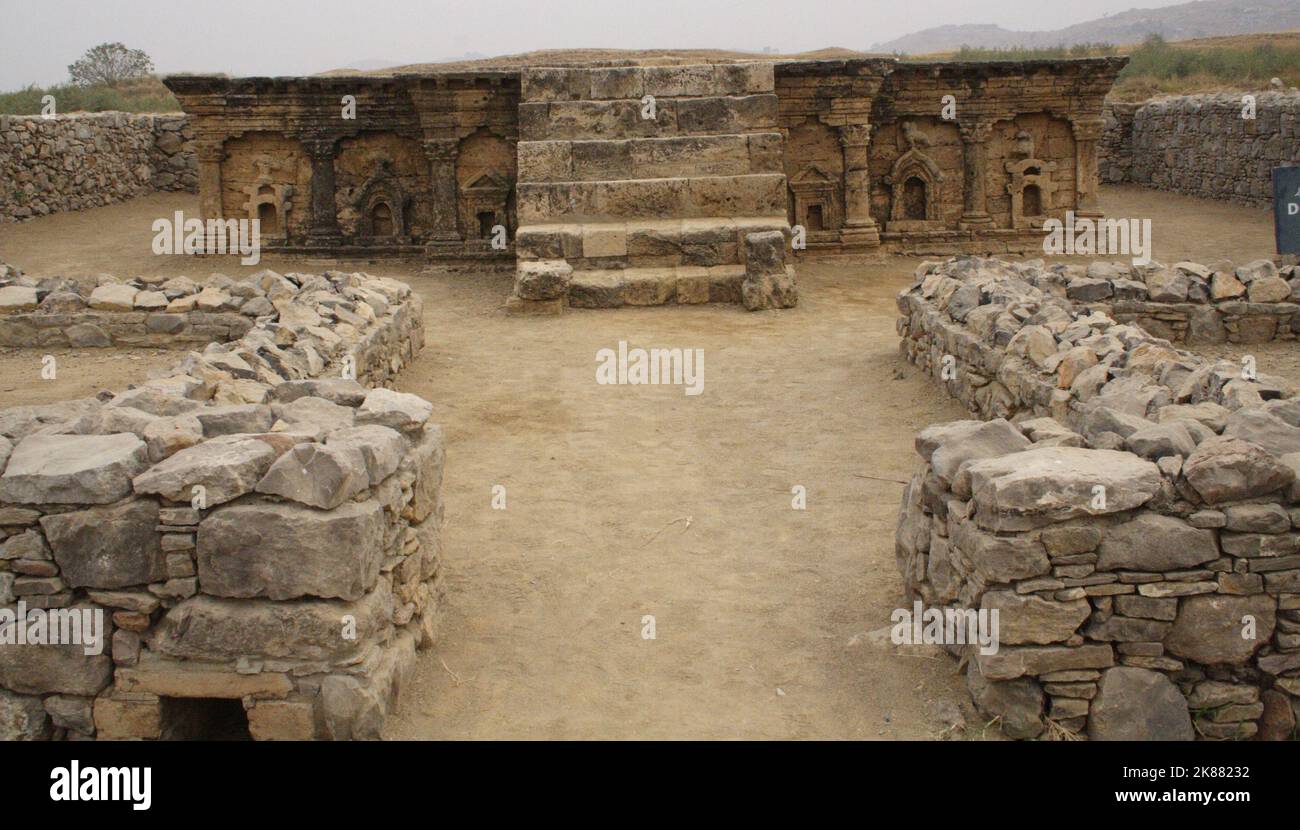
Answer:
[
  {"left": 196, "top": 499, "right": 384, "bottom": 601},
  {"left": 150, "top": 584, "right": 392, "bottom": 663},
  {"left": 40, "top": 499, "right": 165, "bottom": 589},
  {"left": 966, "top": 447, "right": 1162, "bottom": 531},
  {"left": 1088, "top": 667, "right": 1193, "bottom": 741},
  {"left": 132, "top": 438, "right": 276, "bottom": 506},
  {"left": 0, "top": 433, "right": 148, "bottom": 504}
]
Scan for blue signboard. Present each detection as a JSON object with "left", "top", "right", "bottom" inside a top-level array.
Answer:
[{"left": 1276, "top": 165, "right": 1300, "bottom": 255}]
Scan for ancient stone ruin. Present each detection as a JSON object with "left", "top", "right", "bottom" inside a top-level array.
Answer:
[
  {"left": 9, "top": 44, "right": 1295, "bottom": 742},
  {"left": 0, "top": 262, "right": 442, "bottom": 739},
  {"left": 896, "top": 256, "right": 1300, "bottom": 739},
  {"left": 163, "top": 57, "right": 1123, "bottom": 311}
]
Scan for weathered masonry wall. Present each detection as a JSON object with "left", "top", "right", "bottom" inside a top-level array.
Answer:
[
  {"left": 164, "top": 73, "right": 520, "bottom": 260},
  {"left": 163, "top": 57, "right": 1124, "bottom": 263},
  {"left": 895, "top": 257, "right": 1300, "bottom": 740},
  {"left": 1062, "top": 259, "right": 1300, "bottom": 345},
  {"left": 0, "top": 262, "right": 441, "bottom": 740},
  {"left": 1099, "top": 92, "right": 1300, "bottom": 205},
  {"left": 0, "top": 113, "right": 195, "bottom": 222}
]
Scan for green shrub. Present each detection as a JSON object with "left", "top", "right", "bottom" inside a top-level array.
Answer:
[{"left": 0, "top": 76, "right": 179, "bottom": 115}]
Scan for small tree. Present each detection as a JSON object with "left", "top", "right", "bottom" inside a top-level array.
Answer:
[{"left": 68, "top": 43, "right": 154, "bottom": 88}]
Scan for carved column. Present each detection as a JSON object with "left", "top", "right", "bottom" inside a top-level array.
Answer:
[
  {"left": 193, "top": 139, "right": 226, "bottom": 222},
  {"left": 958, "top": 120, "right": 995, "bottom": 230},
  {"left": 302, "top": 135, "right": 341, "bottom": 244},
  {"left": 836, "top": 123, "right": 880, "bottom": 247},
  {"left": 1071, "top": 116, "right": 1106, "bottom": 220},
  {"left": 423, "top": 137, "right": 461, "bottom": 249}
]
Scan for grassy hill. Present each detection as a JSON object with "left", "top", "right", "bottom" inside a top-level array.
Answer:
[
  {"left": 916, "top": 32, "right": 1300, "bottom": 100},
  {"left": 0, "top": 76, "right": 180, "bottom": 115}
]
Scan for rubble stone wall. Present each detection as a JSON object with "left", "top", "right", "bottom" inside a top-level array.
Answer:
[
  {"left": 1098, "top": 102, "right": 1137, "bottom": 184},
  {"left": 1062, "top": 259, "right": 1300, "bottom": 346},
  {"left": 1099, "top": 93, "right": 1300, "bottom": 205},
  {"left": 895, "top": 256, "right": 1300, "bottom": 740},
  {"left": 0, "top": 262, "right": 440, "bottom": 740},
  {"left": 0, "top": 113, "right": 195, "bottom": 223}
]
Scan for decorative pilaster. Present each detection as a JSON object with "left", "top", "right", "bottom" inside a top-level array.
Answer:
[
  {"left": 301, "top": 134, "right": 341, "bottom": 244},
  {"left": 958, "top": 120, "right": 995, "bottom": 230},
  {"left": 1071, "top": 117, "right": 1106, "bottom": 219},
  {"left": 193, "top": 140, "right": 226, "bottom": 223},
  {"left": 837, "top": 123, "right": 881, "bottom": 247},
  {"left": 422, "top": 137, "right": 461, "bottom": 247}
]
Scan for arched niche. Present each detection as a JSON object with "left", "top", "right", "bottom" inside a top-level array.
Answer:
[
  {"left": 457, "top": 128, "right": 515, "bottom": 240},
  {"left": 886, "top": 145, "right": 946, "bottom": 232}
]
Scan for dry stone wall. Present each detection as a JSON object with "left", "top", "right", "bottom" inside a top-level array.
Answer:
[
  {"left": 0, "top": 263, "right": 439, "bottom": 740},
  {"left": 1060, "top": 258, "right": 1299, "bottom": 346},
  {"left": 895, "top": 256, "right": 1300, "bottom": 740},
  {"left": 1100, "top": 92, "right": 1300, "bottom": 205},
  {"left": 0, "top": 113, "right": 195, "bottom": 223}
]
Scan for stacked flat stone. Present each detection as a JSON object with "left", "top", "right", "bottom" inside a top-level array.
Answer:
[
  {"left": 0, "top": 267, "right": 439, "bottom": 740},
  {"left": 1053, "top": 258, "right": 1299, "bottom": 345},
  {"left": 1098, "top": 102, "right": 1138, "bottom": 185},
  {"left": 1100, "top": 91, "right": 1300, "bottom": 206},
  {"left": 896, "top": 256, "right": 1300, "bottom": 740},
  {"left": 510, "top": 63, "right": 796, "bottom": 313},
  {"left": 0, "top": 113, "right": 195, "bottom": 223},
  {"left": 0, "top": 270, "right": 258, "bottom": 348}
]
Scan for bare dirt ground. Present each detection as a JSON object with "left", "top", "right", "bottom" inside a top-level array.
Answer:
[
  {"left": 0, "top": 345, "right": 192, "bottom": 408},
  {"left": 0, "top": 185, "right": 1280, "bottom": 739}
]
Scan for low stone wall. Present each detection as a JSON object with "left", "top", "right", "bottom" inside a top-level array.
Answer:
[
  {"left": 1059, "top": 259, "right": 1298, "bottom": 345},
  {"left": 895, "top": 257, "right": 1300, "bottom": 740},
  {"left": 0, "top": 265, "right": 439, "bottom": 740},
  {"left": 0, "top": 113, "right": 195, "bottom": 223},
  {"left": 1099, "top": 92, "right": 1300, "bottom": 205}
]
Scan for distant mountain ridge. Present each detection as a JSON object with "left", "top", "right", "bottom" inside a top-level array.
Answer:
[{"left": 871, "top": 0, "right": 1300, "bottom": 54}]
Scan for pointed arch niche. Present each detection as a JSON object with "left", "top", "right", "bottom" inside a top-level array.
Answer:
[
  {"left": 886, "top": 146, "right": 946, "bottom": 232},
  {"left": 354, "top": 160, "right": 412, "bottom": 242}
]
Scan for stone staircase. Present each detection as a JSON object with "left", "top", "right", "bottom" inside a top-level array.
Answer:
[{"left": 509, "top": 63, "right": 796, "bottom": 312}]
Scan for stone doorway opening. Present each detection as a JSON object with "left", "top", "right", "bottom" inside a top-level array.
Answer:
[{"left": 159, "top": 698, "right": 253, "bottom": 741}]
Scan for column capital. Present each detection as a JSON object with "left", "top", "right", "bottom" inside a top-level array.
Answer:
[
  {"left": 421, "top": 137, "right": 459, "bottom": 161},
  {"left": 837, "top": 123, "right": 873, "bottom": 148},
  {"left": 298, "top": 132, "right": 339, "bottom": 159},
  {"left": 192, "top": 138, "right": 226, "bottom": 163},
  {"left": 958, "top": 119, "right": 995, "bottom": 144},
  {"left": 1071, "top": 116, "right": 1106, "bottom": 142}
]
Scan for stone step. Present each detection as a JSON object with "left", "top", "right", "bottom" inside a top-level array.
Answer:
[
  {"left": 521, "top": 63, "right": 775, "bottom": 103},
  {"left": 516, "top": 216, "right": 791, "bottom": 269},
  {"left": 519, "top": 94, "right": 779, "bottom": 141},
  {"left": 518, "top": 133, "right": 783, "bottom": 182},
  {"left": 568, "top": 264, "right": 746, "bottom": 307},
  {"left": 516, "top": 173, "right": 788, "bottom": 224},
  {"left": 564, "top": 262, "right": 797, "bottom": 308}
]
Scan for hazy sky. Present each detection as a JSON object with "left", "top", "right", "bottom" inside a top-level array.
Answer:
[{"left": 2, "top": 0, "right": 1188, "bottom": 90}]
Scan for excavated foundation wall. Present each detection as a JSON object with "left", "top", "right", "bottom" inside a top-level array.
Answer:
[
  {"left": 1099, "top": 92, "right": 1300, "bottom": 205},
  {"left": 0, "top": 113, "right": 195, "bottom": 223},
  {"left": 0, "top": 262, "right": 440, "bottom": 740},
  {"left": 894, "top": 256, "right": 1300, "bottom": 740}
]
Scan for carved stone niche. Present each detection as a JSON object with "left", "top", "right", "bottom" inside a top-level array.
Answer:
[
  {"left": 1005, "top": 152, "right": 1058, "bottom": 229},
  {"left": 885, "top": 123, "right": 946, "bottom": 232},
  {"left": 788, "top": 166, "right": 842, "bottom": 243},
  {"left": 459, "top": 171, "right": 510, "bottom": 243},
  {"left": 240, "top": 158, "right": 294, "bottom": 240},
  {"left": 354, "top": 160, "right": 412, "bottom": 243}
]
